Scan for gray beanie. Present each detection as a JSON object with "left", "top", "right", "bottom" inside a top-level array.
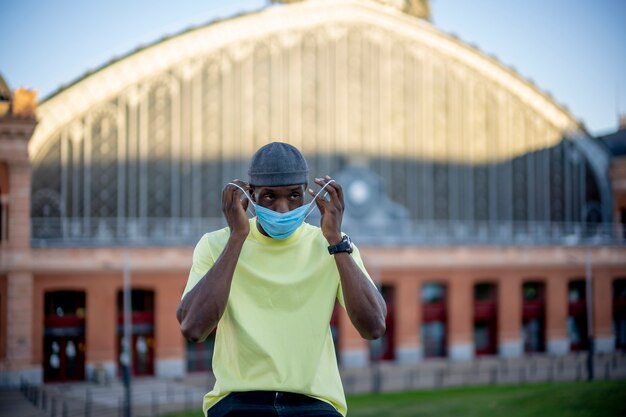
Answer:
[{"left": 248, "top": 142, "right": 309, "bottom": 186}]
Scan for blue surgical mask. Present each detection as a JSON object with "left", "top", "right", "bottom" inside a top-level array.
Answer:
[{"left": 228, "top": 181, "right": 335, "bottom": 240}]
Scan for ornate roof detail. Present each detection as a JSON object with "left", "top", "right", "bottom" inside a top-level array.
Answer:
[
  {"left": 0, "top": 73, "right": 11, "bottom": 117},
  {"left": 272, "top": 0, "right": 430, "bottom": 19}
]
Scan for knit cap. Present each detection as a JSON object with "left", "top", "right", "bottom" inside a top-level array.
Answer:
[{"left": 248, "top": 142, "right": 309, "bottom": 186}]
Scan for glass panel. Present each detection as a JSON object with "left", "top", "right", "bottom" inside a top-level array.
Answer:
[
  {"left": 523, "top": 282, "right": 543, "bottom": 301},
  {"left": 421, "top": 283, "right": 445, "bottom": 304},
  {"left": 116, "top": 289, "right": 155, "bottom": 312},
  {"left": 474, "top": 283, "right": 495, "bottom": 301},
  {"left": 186, "top": 336, "right": 215, "bottom": 372},
  {"left": 474, "top": 322, "right": 490, "bottom": 350},
  {"left": 568, "top": 280, "right": 585, "bottom": 302},
  {"left": 523, "top": 318, "right": 542, "bottom": 352},
  {"left": 45, "top": 291, "right": 86, "bottom": 317},
  {"left": 421, "top": 321, "right": 446, "bottom": 358},
  {"left": 567, "top": 317, "right": 583, "bottom": 345}
]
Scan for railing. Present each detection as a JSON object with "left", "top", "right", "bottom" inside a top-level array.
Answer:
[
  {"left": 12, "top": 352, "right": 626, "bottom": 416},
  {"left": 30, "top": 217, "right": 624, "bottom": 247},
  {"left": 17, "top": 376, "right": 208, "bottom": 417}
]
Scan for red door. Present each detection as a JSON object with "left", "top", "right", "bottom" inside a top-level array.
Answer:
[
  {"left": 474, "top": 283, "right": 498, "bottom": 356},
  {"left": 117, "top": 311, "right": 155, "bottom": 376},
  {"left": 568, "top": 280, "right": 588, "bottom": 351},
  {"left": 43, "top": 291, "right": 86, "bottom": 383},
  {"left": 117, "top": 290, "right": 155, "bottom": 376},
  {"left": 421, "top": 283, "right": 447, "bottom": 358},
  {"left": 522, "top": 282, "right": 546, "bottom": 353}
]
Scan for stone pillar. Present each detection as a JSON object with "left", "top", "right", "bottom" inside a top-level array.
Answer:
[
  {"left": 0, "top": 194, "right": 8, "bottom": 243},
  {"left": 339, "top": 307, "right": 368, "bottom": 368},
  {"left": 155, "top": 279, "right": 185, "bottom": 377},
  {"left": 546, "top": 274, "right": 569, "bottom": 355},
  {"left": 7, "top": 162, "right": 31, "bottom": 248},
  {"left": 86, "top": 282, "right": 117, "bottom": 381},
  {"left": 448, "top": 275, "right": 473, "bottom": 361},
  {"left": 5, "top": 272, "right": 40, "bottom": 384},
  {"left": 394, "top": 277, "right": 421, "bottom": 363},
  {"left": 498, "top": 275, "right": 522, "bottom": 357},
  {"left": 593, "top": 270, "right": 615, "bottom": 353}
]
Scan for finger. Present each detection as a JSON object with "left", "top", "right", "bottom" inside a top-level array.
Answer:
[
  {"left": 325, "top": 176, "right": 345, "bottom": 209},
  {"left": 310, "top": 188, "right": 326, "bottom": 213},
  {"left": 313, "top": 178, "right": 332, "bottom": 202},
  {"left": 318, "top": 177, "right": 341, "bottom": 208},
  {"left": 230, "top": 179, "right": 246, "bottom": 199},
  {"left": 222, "top": 183, "right": 234, "bottom": 207}
]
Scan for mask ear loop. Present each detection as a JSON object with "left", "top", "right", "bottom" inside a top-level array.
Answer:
[
  {"left": 227, "top": 183, "right": 256, "bottom": 216},
  {"left": 303, "top": 179, "right": 335, "bottom": 220}
]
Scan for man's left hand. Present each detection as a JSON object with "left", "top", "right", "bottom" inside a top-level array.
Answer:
[{"left": 310, "top": 176, "right": 345, "bottom": 245}]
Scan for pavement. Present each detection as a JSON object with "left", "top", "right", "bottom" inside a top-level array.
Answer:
[
  {"left": 1, "top": 375, "right": 213, "bottom": 417},
  {"left": 0, "top": 389, "right": 47, "bottom": 417}
]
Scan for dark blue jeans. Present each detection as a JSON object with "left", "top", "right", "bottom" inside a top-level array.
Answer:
[{"left": 206, "top": 391, "right": 343, "bottom": 417}]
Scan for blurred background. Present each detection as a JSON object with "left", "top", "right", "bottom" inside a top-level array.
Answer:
[{"left": 1, "top": 1, "right": 625, "bottom": 416}]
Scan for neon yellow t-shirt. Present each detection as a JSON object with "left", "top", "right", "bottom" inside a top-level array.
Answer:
[{"left": 182, "top": 218, "right": 373, "bottom": 416}]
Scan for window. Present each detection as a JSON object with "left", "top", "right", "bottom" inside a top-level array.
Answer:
[
  {"left": 421, "top": 283, "right": 447, "bottom": 358},
  {"left": 522, "top": 282, "right": 545, "bottom": 353},
  {"left": 474, "top": 282, "right": 497, "bottom": 356},
  {"left": 568, "top": 279, "right": 588, "bottom": 351}
]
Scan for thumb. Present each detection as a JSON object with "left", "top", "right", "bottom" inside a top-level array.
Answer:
[{"left": 241, "top": 198, "right": 249, "bottom": 213}]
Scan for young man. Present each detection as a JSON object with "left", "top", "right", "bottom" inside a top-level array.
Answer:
[{"left": 177, "top": 142, "right": 387, "bottom": 417}]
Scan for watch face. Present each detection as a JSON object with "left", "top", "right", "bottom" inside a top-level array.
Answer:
[
  {"left": 343, "top": 235, "right": 353, "bottom": 253},
  {"left": 329, "top": 235, "right": 353, "bottom": 254}
]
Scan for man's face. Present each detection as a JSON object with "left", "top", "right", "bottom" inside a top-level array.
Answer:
[{"left": 251, "top": 184, "right": 306, "bottom": 213}]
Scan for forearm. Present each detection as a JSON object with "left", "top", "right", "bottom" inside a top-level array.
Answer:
[
  {"left": 177, "top": 233, "right": 246, "bottom": 342},
  {"left": 334, "top": 253, "right": 387, "bottom": 340}
]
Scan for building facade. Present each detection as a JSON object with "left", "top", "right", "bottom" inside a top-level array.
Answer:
[{"left": 1, "top": 0, "right": 626, "bottom": 385}]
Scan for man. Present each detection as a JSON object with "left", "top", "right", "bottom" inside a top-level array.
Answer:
[{"left": 177, "top": 142, "right": 387, "bottom": 417}]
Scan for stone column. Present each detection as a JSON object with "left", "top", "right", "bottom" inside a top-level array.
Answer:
[
  {"left": 546, "top": 274, "right": 569, "bottom": 355},
  {"left": 339, "top": 307, "right": 368, "bottom": 368},
  {"left": 6, "top": 272, "right": 40, "bottom": 384},
  {"left": 498, "top": 275, "right": 522, "bottom": 357},
  {"left": 8, "top": 162, "right": 31, "bottom": 248},
  {"left": 448, "top": 275, "right": 473, "bottom": 361},
  {"left": 394, "top": 277, "right": 421, "bottom": 363},
  {"left": 593, "top": 269, "right": 615, "bottom": 353},
  {"left": 0, "top": 194, "right": 8, "bottom": 243},
  {"left": 86, "top": 281, "right": 117, "bottom": 381}
]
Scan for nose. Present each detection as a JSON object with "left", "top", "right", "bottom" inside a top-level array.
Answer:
[{"left": 275, "top": 199, "right": 290, "bottom": 213}]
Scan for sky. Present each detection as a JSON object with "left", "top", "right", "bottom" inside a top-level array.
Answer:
[{"left": 0, "top": 0, "right": 624, "bottom": 135}]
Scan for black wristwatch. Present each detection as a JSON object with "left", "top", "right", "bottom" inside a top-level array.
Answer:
[{"left": 328, "top": 235, "right": 353, "bottom": 255}]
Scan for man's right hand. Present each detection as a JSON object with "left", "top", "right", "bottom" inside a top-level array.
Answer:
[{"left": 222, "top": 180, "right": 250, "bottom": 237}]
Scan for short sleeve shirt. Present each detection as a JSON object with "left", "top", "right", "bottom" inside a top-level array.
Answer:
[{"left": 183, "top": 218, "right": 374, "bottom": 416}]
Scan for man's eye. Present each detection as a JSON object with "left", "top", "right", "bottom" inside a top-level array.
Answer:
[{"left": 290, "top": 193, "right": 301, "bottom": 199}]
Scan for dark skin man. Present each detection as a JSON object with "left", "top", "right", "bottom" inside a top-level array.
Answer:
[{"left": 177, "top": 175, "right": 386, "bottom": 343}]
